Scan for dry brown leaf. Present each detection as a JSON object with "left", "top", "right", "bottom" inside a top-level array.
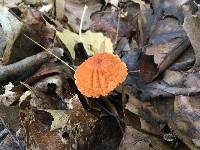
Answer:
[
  {"left": 183, "top": 15, "right": 200, "bottom": 66},
  {"left": 0, "top": 6, "right": 23, "bottom": 64}
]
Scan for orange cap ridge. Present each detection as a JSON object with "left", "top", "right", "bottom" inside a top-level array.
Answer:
[{"left": 74, "top": 52, "right": 128, "bottom": 98}]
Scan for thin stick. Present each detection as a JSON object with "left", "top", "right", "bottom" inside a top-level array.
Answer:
[
  {"left": 24, "top": 34, "right": 75, "bottom": 72},
  {"left": 79, "top": 5, "right": 88, "bottom": 52},
  {"left": 115, "top": 11, "right": 120, "bottom": 44},
  {"left": 20, "top": 82, "right": 32, "bottom": 91},
  {"left": 0, "top": 117, "right": 24, "bottom": 150}
]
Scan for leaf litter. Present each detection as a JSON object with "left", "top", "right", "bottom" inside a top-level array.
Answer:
[{"left": 1, "top": 0, "right": 200, "bottom": 150}]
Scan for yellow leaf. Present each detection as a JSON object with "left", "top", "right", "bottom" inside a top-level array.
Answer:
[
  {"left": 40, "top": 109, "right": 69, "bottom": 131},
  {"left": 131, "top": 0, "right": 141, "bottom": 4},
  {"left": 56, "top": 29, "right": 113, "bottom": 59},
  {"left": 82, "top": 31, "right": 113, "bottom": 55},
  {"left": 56, "top": 29, "right": 80, "bottom": 59}
]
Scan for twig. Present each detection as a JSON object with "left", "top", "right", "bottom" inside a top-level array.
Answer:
[
  {"left": 24, "top": 34, "right": 75, "bottom": 72},
  {"left": 0, "top": 52, "right": 49, "bottom": 84},
  {"left": 20, "top": 82, "right": 32, "bottom": 91},
  {"left": 0, "top": 117, "right": 24, "bottom": 150},
  {"left": 115, "top": 11, "right": 120, "bottom": 44},
  {"left": 10, "top": 8, "right": 75, "bottom": 73}
]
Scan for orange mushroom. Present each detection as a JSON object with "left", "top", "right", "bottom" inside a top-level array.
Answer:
[{"left": 74, "top": 52, "right": 128, "bottom": 98}]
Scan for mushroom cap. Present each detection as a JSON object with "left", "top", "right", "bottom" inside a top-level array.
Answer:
[{"left": 74, "top": 52, "right": 128, "bottom": 98}]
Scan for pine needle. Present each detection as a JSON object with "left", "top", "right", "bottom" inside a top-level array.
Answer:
[{"left": 24, "top": 34, "right": 75, "bottom": 72}]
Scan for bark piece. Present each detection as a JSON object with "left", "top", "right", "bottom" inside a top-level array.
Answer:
[{"left": 0, "top": 52, "right": 49, "bottom": 85}]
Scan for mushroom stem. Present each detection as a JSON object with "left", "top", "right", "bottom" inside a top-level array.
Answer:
[{"left": 79, "top": 5, "right": 89, "bottom": 53}]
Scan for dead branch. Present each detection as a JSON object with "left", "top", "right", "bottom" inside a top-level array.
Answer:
[{"left": 0, "top": 52, "right": 50, "bottom": 85}]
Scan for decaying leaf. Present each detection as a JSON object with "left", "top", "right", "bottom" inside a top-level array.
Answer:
[
  {"left": 19, "top": 86, "right": 99, "bottom": 149},
  {"left": 131, "top": 0, "right": 141, "bottom": 4},
  {"left": 24, "top": 0, "right": 42, "bottom": 5},
  {"left": 139, "top": 38, "right": 190, "bottom": 83},
  {"left": 56, "top": 29, "right": 80, "bottom": 59},
  {"left": 0, "top": 26, "right": 6, "bottom": 57},
  {"left": 56, "top": 29, "right": 113, "bottom": 59},
  {"left": 0, "top": 6, "right": 23, "bottom": 64},
  {"left": 0, "top": 0, "right": 22, "bottom": 7},
  {"left": 82, "top": 31, "right": 113, "bottom": 56},
  {"left": 2, "top": 0, "right": 200, "bottom": 149},
  {"left": 91, "top": 5, "right": 139, "bottom": 42},
  {"left": 119, "top": 126, "right": 150, "bottom": 150},
  {"left": 0, "top": 82, "right": 19, "bottom": 106},
  {"left": 119, "top": 125, "right": 170, "bottom": 150},
  {"left": 163, "top": 70, "right": 185, "bottom": 86},
  {"left": 39, "top": 109, "right": 69, "bottom": 131},
  {"left": 0, "top": 105, "right": 20, "bottom": 132},
  {"left": 33, "top": 74, "right": 63, "bottom": 98},
  {"left": 105, "top": 0, "right": 119, "bottom": 6},
  {"left": 169, "top": 95, "right": 200, "bottom": 149},
  {"left": 183, "top": 15, "right": 200, "bottom": 66}
]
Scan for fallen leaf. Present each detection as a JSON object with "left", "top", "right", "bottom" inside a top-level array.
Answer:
[
  {"left": 169, "top": 95, "right": 200, "bottom": 149},
  {"left": 163, "top": 70, "right": 185, "bottom": 86},
  {"left": 24, "top": 0, "right": 42, "bottom": 5},
  {"left": 82, "top": 31, "right": 113, "bottom": 55},
  {"left": 183, "top": 15, "right": 200, "bottom": 66},
  {"left": 56, "top": 29, "right": 113, "bottom": 59},
  {"left": 169, "top": 46, "right": 195, "bottom": 70},
  {"left": 119, "top": 125, "right": 170, "bottom": 150},
  {"left": 0, "top": 82, "right": 20, "bottom": 106},
  {"left": 139, "top": 53, "right": 158, "bottom": 83},
  {"left": 105, "top": 0, "right": 119, "bottom": 6},
  {"left": 56, "top": 29, "right": 80, "bottom": 59},
  {"left": 0, "top": 6, "right": 23, "bottom": 64},
  {"left": 0, "top": 105, "right": 20, "bottom": 132},
  {"left": 119, "top": 126, "right": 150, "bottom": 150},
  {"left": 138, "top": 0, "right": 194, "bottom": 47},
  {"left": 0, "top": 26, "right": 6, "bottom": 57},
  {"left": 139, "top": 38, "right": 190, "bottom": 83},
  {"left": 38, "top": 109, "right": 69, "bottom": 131},
  {"left": 131, "top": 0, "right": 141, "bottom": 4},
  {"left": 0, "top": 0, "right": 22, "bottom": 7},
  {"left": 91, "top": 5, "right": 139, "bottom": 42}
]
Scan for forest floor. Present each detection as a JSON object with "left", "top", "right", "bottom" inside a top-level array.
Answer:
[{"left": 1, "top": 0, "right": 200, "bottom": 149}]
